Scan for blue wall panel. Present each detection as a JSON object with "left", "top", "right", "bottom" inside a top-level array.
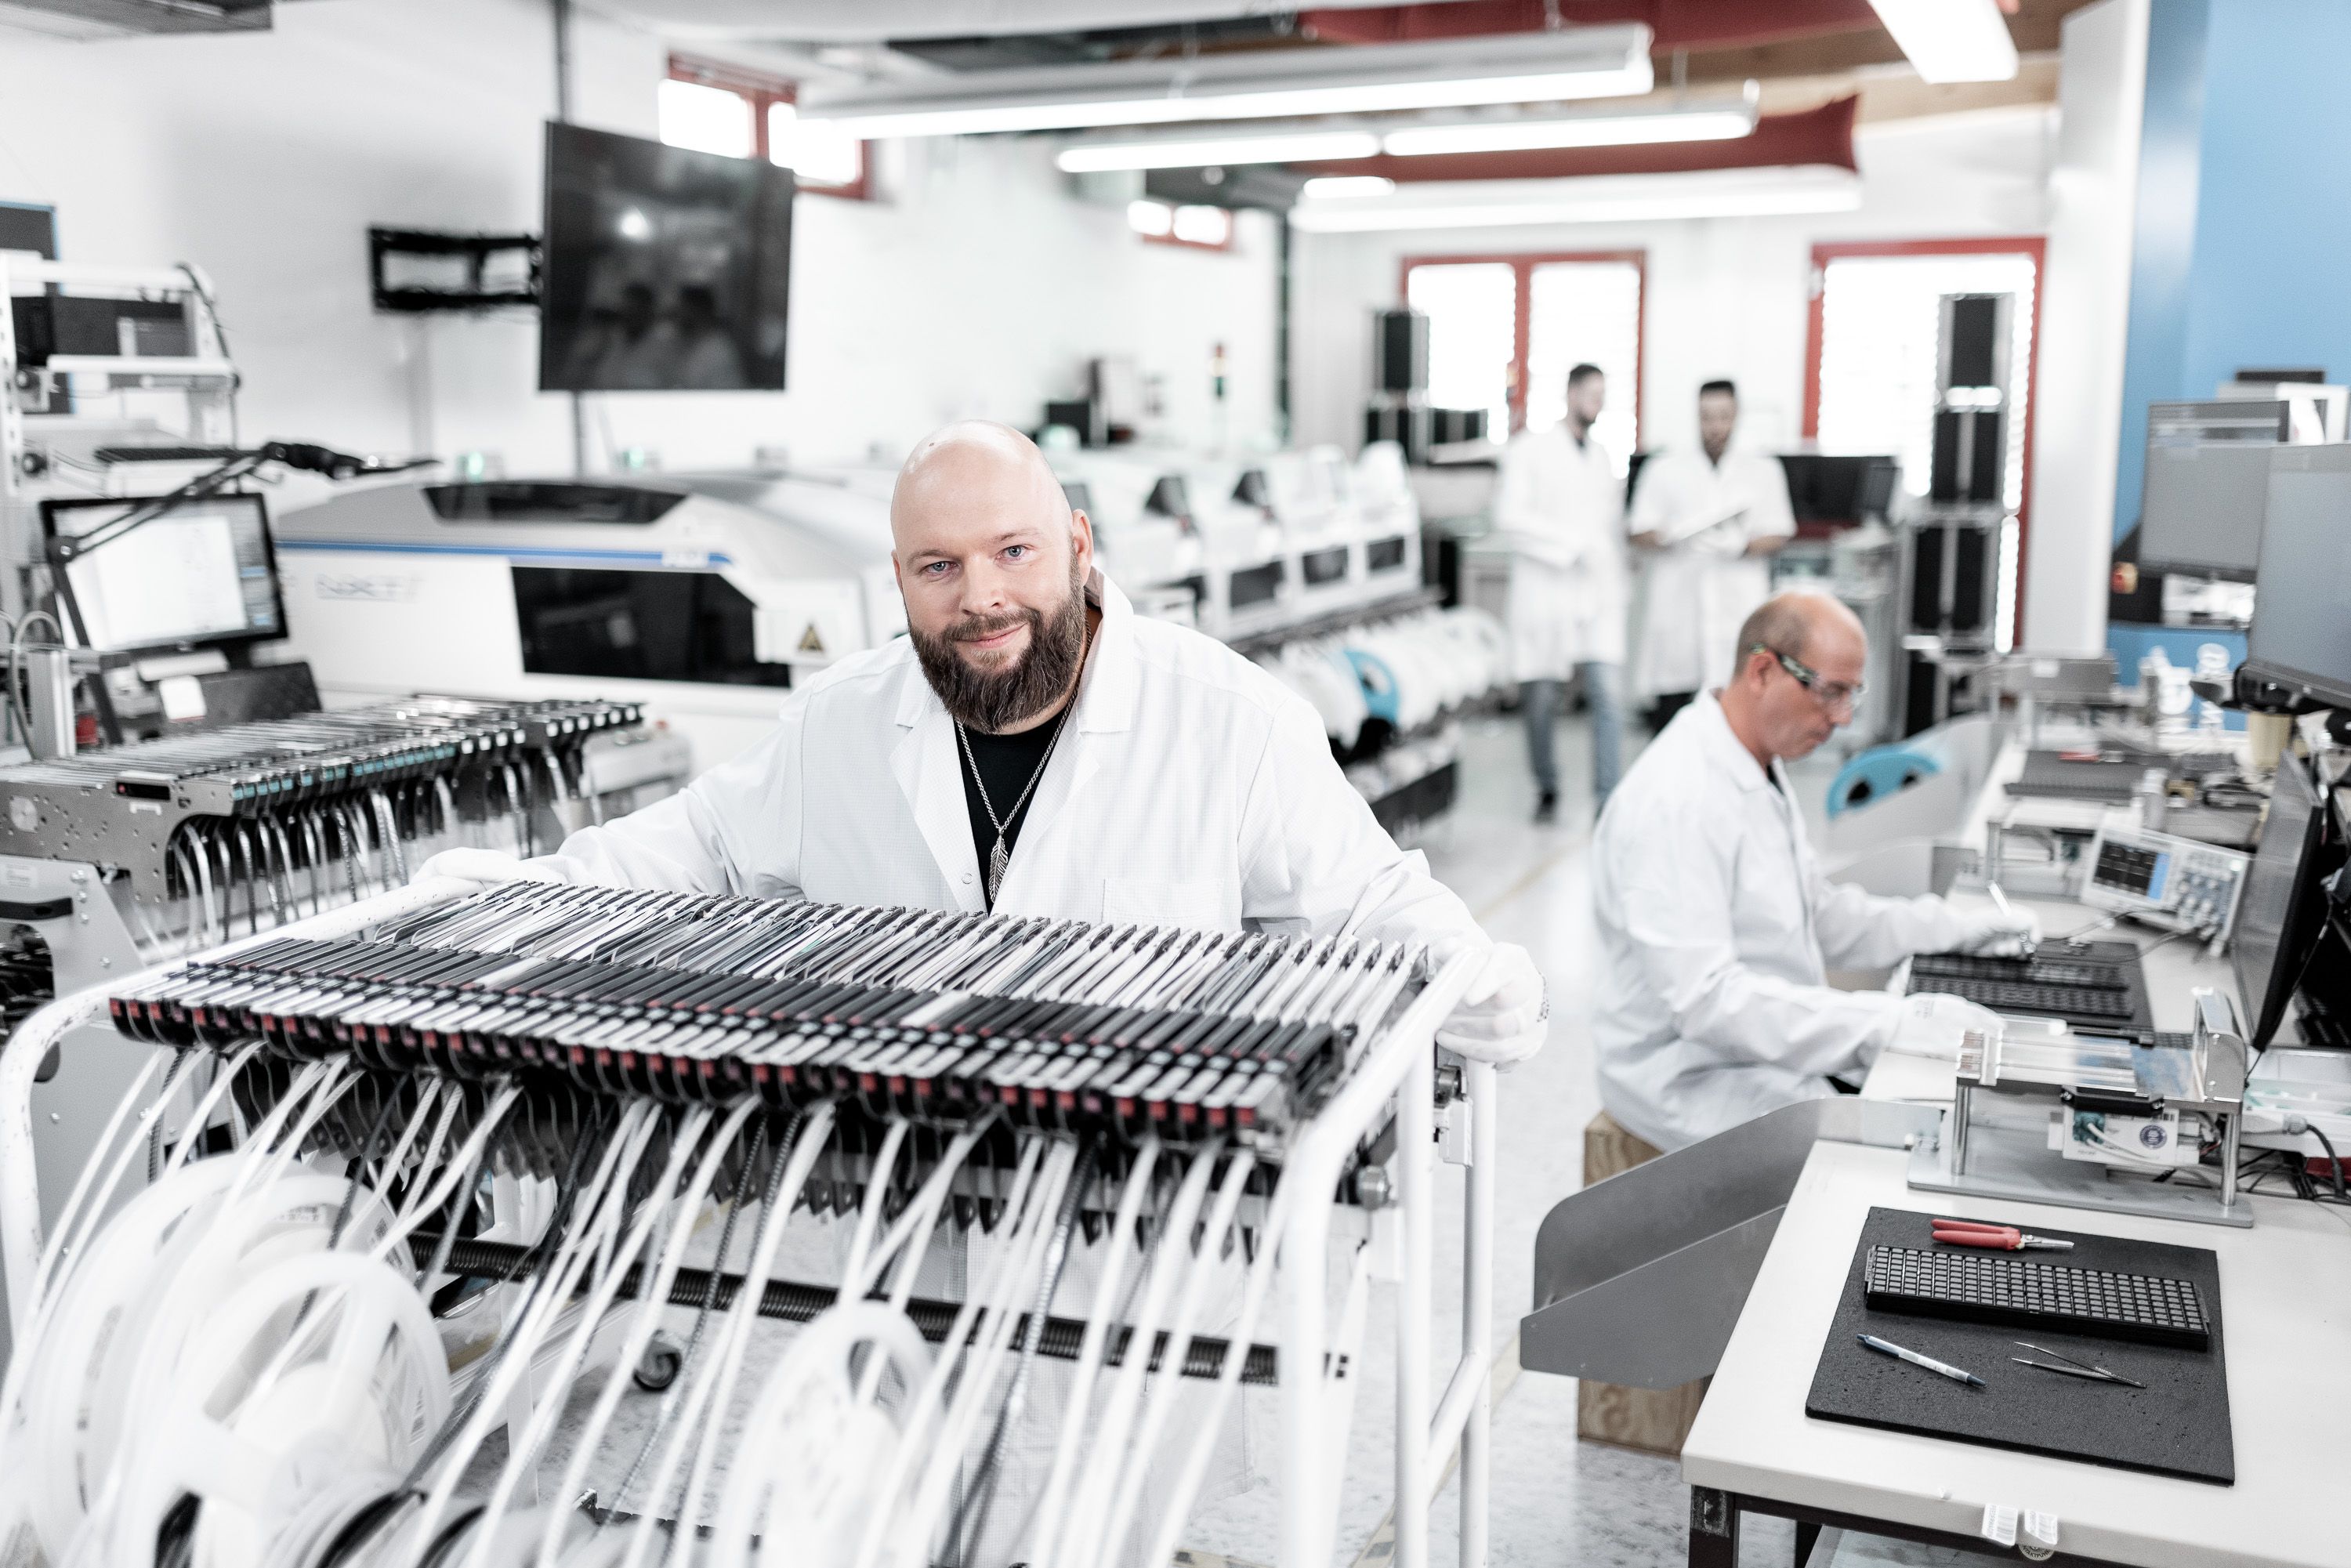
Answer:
[{"left": 2177, "top": 2, "right": 2351, "bottom": 400}]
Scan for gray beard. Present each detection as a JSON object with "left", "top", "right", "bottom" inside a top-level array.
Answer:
[{"left": 909, "top": 567, "right": 1089, "bottom": 733}]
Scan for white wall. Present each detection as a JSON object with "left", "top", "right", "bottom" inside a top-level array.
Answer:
[
  {"left": 2021, "top": 0, "right": 2148, "bottom": 653},
  {"left": 0, "top": 0, "right": 1279, "bottom": 496},
  {"left": 1291, "top": 109, "right": 2055, "bottom": 460}
]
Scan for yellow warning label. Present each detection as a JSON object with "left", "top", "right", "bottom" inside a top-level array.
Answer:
[{"left": 797, "top": 623, "right": 826, "bottom": 654}]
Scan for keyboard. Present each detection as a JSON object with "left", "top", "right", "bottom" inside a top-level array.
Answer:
[
  {"left": 1865, "top": 1244, "right": 2210, "bottom": 1350},
  {"left": 1909, "top": 953, "right": 2125, "bottom": 989},
  {"left": 1907, "top": 940, "right": 2154, "bottom": 1038},
  {"left": 1930, "top": 979, "right": 2134, "bottom": 1019}
]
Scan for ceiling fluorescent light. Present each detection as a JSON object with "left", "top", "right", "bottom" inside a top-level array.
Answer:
[
  {"left": 1867, "top": 0, "right": 2019, "bottom": 84},
  {"left": 1382, "top": 85, "right": 1756, "bottom": 157},
  {"left": 798, "top": 25, "right": 1652, "bottom": 139},
  {"left": 1287, "top": 166, "right": 1860, "bottom": 233},
  {"left": 1059, "top": 130, "right": 1381, "bottom": 173},
  {"left": 1056, "top": 85, "right": 1755, "bottom": 174}
]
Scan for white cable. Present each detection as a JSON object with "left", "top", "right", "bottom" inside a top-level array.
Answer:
[
  {"left": 1096, "top": 1150, "right": 1256, "bottom": 1563},
  {"left": 846, "top": 1135, "right": 1048, "bottom": 1568},
  {"left": 403, "top": 1099, "right": 659, "bottom": 1568},
  {"left": 893, "top": 1138, "right": 1078, "bottom": 1568},
  {"left": 619, "top": 1101, "right": 839, "bottom": 1568},
  {"left": 534, "top": 1101, "right": 754, "bottom": 1568},
  {"left": 1053, "top": 1143, "right": 1224, "bottom": 1568},
  {"left": 455, "top": 1103, "right": 668, "bottom": 1568},
  {"left": 1136, "top": 1168, "right": 1295, "bottom": 1568},
  {"left": 837, "top": 1119, "right": 910, "bottom": 1295},
  {"left": 880, "top": 1136, "right": 1063, "bottom": 1568},
  {"left": 1021, "top": 1141, "right": 1161, "bottom": 1568}
]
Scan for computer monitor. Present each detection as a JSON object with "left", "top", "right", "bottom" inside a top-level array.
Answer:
[
  {"left": 2233, "top": 753, "right": 2331, "bottom": 1048},
  {"left": 41, "top": 493, "right": 286, "bottom": 656},
  {"left": 2246, "top": 444, "right": 2351, "bottom": 708},
  {"left": 2139, "top": 441, "right": 2277, "bottom": 581}
]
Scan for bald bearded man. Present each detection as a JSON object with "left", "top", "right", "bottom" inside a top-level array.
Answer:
[{"left": 424, "top": 421, "right": 1545, "bottom": 1563}]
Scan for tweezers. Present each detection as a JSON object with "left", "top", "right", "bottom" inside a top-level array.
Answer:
[{"left": 2009, "top": 1341, "right": 2147, "bottom": 1389}]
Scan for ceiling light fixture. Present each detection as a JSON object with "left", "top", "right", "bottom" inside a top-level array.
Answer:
[
  {"left": 1381, "top": 86, "right": 1757, "bottom": 158},
  {"left": 799, "top": 25, "right": 1653, "bottom": 139},
  {"left": 1286, "top": 166, "right": 1861, "bottom": 233},
  {"left": 1054, "top": 85, "right": 1757, "bottom": 174},
  {"left": 1866, "top": 0, "right": 2020, "bottom": 84}
]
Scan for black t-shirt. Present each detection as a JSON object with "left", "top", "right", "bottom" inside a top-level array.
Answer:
[{"left": 956, "top": 710, "right": 1068, "bottom": 907}]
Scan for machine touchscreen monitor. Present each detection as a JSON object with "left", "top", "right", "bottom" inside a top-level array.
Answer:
[{"left": 40, "top": 493, "right": 285, "bottom": 656}]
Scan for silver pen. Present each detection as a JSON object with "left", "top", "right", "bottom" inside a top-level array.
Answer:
[{"left": 1858, "top": 1333, "right": 1986, "bottom": 1387}]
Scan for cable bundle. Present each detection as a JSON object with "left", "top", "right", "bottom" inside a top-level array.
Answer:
[{"left": 1, "top": 884, "right": 1440, "bottom": 1568}]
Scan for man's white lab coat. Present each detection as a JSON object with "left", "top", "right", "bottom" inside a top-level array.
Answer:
[
  {"left": 1495, "top": 422, "right": 1628, "bottom": 680},
  {"left": 1591, "top": 693, "right": 1977, "bottom": 1152},
  {"left": 545, "top": 571, "right": 1480, "bottom": 946},
  {"left": 544, "top": 570, "right": 1487, "bottom": 1564},
  {"left": 1626, "top": 445, "right": 1796, "bottom": 698}
]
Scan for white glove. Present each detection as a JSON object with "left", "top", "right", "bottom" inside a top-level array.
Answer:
[
  {"left": 1954, "top": 907, "right": 2040, "bottom": 958},
  {"left": 1879, "top": 990, "right": 2004, "bottom": 1062},
  {"left": 1431, "top": 940, "right": 1548, "bottom": 1067},
  {"left": 415, "top": 847, "right": 570, "bottom": 888}
]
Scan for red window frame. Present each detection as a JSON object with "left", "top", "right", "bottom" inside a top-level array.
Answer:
[
  {"left": 666, "top": 54, "right": 869, "bottom": 201},
  {"left": 1397, "top": 249, "right": 1646, "bottom": 440},
  {"left": 1802, "top": 236, "right": 2045, "bottom": 631}
]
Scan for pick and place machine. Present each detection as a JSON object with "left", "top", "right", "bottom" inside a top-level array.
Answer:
[
  {"left": 272, "top": 471, "right": 908, "bottom": 772},
  {"left": 1055, "top": 444, "right": 1425, "bottom": 642}
]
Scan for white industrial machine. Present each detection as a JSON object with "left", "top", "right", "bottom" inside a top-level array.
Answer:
[
  {"left": 273, "top": 470, "right": 906, "bottom": 770},
  {"left": 1056, "top": 442, "right": 1425, "bottom": 641}
]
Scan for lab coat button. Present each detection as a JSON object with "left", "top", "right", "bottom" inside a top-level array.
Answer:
[{"left": 961, "top": 871, "right": 974, "bottom": 884}]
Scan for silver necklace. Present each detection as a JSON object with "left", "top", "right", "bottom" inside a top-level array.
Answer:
[{"left": 956, "top": 705, "right": 1070, "bottom": 905}]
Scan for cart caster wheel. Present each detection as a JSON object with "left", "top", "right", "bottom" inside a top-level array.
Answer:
[{"left": 632, "top": 1336, "right": 683, "bottom": 1392}]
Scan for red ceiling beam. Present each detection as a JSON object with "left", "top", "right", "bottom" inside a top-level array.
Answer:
[
  {"left": 1289, "top": 92, "right": 1856, "bottom": 182},
  {"left": 1299, "top": 1, "right": 1883, "bottom": 53}
]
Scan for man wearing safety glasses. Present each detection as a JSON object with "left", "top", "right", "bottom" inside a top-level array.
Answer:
[{"left": 1587, "top": 589, "right": 2038, "bottom": 1154}]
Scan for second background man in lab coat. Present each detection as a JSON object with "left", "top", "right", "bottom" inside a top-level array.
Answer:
[
  {"left": 1498, "top": 362, "right": 1628, "bottom": 824},
  {"left": 1628, "top": 378, "right": 1795, "bottom": 731}
]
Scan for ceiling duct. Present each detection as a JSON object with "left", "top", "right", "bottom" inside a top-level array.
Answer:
[
  {"left": 0, "top": 0, "right": 270, "bottom": 38},
  {"left": 591, "top": 0, "right": 1469, "bottom": 45},
  {"left": 797, "top": 24, "right": 1653, "bottom": 137}
]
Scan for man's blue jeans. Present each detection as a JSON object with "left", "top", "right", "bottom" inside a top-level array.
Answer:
[{"left": 1523, "top": 661, "right": 1625, "bottom": 806}]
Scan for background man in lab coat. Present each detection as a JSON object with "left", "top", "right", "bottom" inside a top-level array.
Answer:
[
  {"left": 1498, "top": 362, "right": 1627, "bottom": 823},
  {"left": 426, "top": 421, "right": 1547, "bottom": 1565},
  {"left": 1627, "top": 379, "right": 1795, "bottom": 733},
  {"left": 1590, "top": 591, "right": 2038, "bottom": 1154}
]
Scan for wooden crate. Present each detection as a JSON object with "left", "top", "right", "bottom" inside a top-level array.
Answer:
[{"left": 1575, "top": 1110, "right": 1711, "bottom": 1455}]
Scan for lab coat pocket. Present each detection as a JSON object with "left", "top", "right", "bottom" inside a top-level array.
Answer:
[{"left": 1102, "top": 875, "right": 1232, "bottom": 932}]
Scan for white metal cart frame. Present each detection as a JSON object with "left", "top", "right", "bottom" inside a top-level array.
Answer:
[{"left": 0, "top": 878, "right": 1496, "bottom": 1568}]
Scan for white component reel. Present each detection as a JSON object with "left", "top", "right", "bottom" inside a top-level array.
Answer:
[
  {"left": 114, "top": 1248, "right": 450, "bottom": 1568},
  {"left": 16, "top": 1164, "right": 403, "bottom": 1562}
]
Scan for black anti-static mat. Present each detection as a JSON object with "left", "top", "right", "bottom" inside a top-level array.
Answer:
[{"left": 1804, "top": 1208, "right": 2233, "bottom": 1484}]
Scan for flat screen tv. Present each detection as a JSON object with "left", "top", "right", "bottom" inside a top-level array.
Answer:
[{"left": 538, "top": 122, "right": 793, "bottom": 393}]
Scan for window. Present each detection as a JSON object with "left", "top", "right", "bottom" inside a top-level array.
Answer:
[
  {"left": 1400, "top": 252, "right": 1644, "bottom": 467},
  {"left": 1127, "top": 199, "right": 1234, "bottom": 252},
  {"left": 661, "top": 55, "right": 868, "bottom": 200},
  {"left": 1805, "top": 238, "right": 2044, "bottom": 649}
]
